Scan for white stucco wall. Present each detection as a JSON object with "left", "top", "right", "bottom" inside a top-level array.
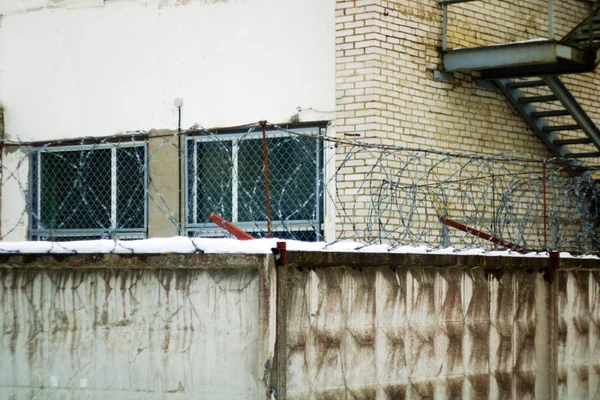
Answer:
[
  {"left": 0, "top": 0, "right": 335, "bottom": 241},
  {"left": 0, "top": 0, "right": 335, "bottom": 141}
]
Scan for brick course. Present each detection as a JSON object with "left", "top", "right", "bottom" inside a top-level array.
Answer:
[{"left": 334, "top": 0, "right": 600, "bottom": 247}]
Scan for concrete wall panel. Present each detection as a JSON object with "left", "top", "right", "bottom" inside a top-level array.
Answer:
[
  {"left": 0, "top": 267, "right": 260, "bottom": 399},
  {"left": 279, "top": 266, "right": 543, "bottom": 399},
  {"left": 557, "top": 270, "right": 600, "bottom": 399}
]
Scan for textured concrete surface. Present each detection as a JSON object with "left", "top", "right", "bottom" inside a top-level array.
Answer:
[
  {"left": 275, "top": 251, "right": 600, "bottom": 399},
  {"left": 557, "top": 270, "right": 600, "bottom": 399},
  {"left": 0, "top": 263, "right": 262, "bottom": 399},
  {"left": 1, "top": 251, "right": 598, "bottom": 399}
]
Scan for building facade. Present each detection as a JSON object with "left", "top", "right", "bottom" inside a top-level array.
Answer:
[{"left": 1, "top": 0, "right": 599, "bottom": 250}]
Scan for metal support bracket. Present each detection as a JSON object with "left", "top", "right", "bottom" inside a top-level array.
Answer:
[
  {"left": 434, "top": 70, "right": 453, "bottom": 82},
  {"left": 272, "top": 241, "right": 287, "bottom": 266}
]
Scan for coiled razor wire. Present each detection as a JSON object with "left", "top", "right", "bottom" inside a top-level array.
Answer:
[{"left": 1, "top": 121, "right": 599, "bottom": 253}]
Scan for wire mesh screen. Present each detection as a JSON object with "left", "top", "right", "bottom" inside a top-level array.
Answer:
[
  {"left": 1, "top": 121, "right": 600, "bottom": 253},
  {"left": 332, "top": 142, "right": 600, "bottom": 253},
  {"left": 185, "top": 127, "right": 324, "bottom": 240},
  {"left": 29, "top": 143, "right": 146, "bottom": 241}
]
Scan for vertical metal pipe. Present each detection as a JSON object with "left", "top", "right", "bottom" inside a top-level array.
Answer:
[
  {"left": 548, "top": 0, "right": 554, "bottom": 39},
  {"left": 588, "top": 1, "right": 594, "bottom": 49},
  {"left": 442, "top": 4, "right": 448, "bottom": 51},
  {"left": 177, "top": 106, "right": 182, "bottom": 234},
  {"left": 110, "top": 147, "right": 118, "bottom": 232},
  {"left": 543, "top": 163, "right": 548, "bottom": 250},
  {"left": 260, "top": 121, "right": 271, "bottom": 237},
  {"left": 232, "top": 138, "right": 239, "bottom": 223}
]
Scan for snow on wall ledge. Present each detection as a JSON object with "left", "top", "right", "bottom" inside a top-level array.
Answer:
[{"left": 0, "top": 237, "right": 598, "bottom": 259}]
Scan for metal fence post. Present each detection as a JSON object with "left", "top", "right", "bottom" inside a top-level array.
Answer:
[{"left": 260, "top": 120, "right": 272, "bottom": 237}]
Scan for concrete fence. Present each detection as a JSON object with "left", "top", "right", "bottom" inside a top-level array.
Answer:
[
  {"left": 0, "top": 251, "right": 598, "bottom": 399},
  {"left": 274, "top": 252, "right": 600, "bottom": 400},
  {"left": 0, "top": 253, "right": 276, "bottom": 400}
]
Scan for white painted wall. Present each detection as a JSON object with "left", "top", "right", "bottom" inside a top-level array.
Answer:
[
  {"left": 0, "top": 0, "right": 335, "bottom": 240},
  {"left": 0, "top": 0, "right": 334, "bottom": 141}
]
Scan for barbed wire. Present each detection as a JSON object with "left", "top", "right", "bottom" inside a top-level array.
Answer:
[{"left": 1, "top": 121, "right": 599, "bottom": 254}]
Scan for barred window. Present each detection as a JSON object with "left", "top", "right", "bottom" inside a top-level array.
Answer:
[
  {"left": 30, "top": 143, "right": 147, "bottom": 241},
  {"left": 185, "top": 127, "right": 324, "bottom": 241}
]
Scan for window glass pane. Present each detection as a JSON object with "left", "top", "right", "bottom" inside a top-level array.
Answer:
[
  {"left": 30, "top": 152, "right": 39, "bottom": 230},
  {"left": 186, "top": 139, "right": 195, "bottom": 224},
  {"left": 237, "top": 138, "right": 267, "bottom": 222},
  {"left": 195, "top": 140, "right": 233, "bottom": 223},
  {"left": 269, "top": 135, "right": 319, "bottom": 221},
  {"left": 238, "top": 135, "right": 318, "bottom": 222},
  {"left": 117, "top": 146, "right": 145, "bottom": 229},
  {"left": 40, "top": 148, "right": 112, "bottom": 229}
]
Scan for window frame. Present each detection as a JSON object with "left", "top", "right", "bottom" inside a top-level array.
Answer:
[
  {"left": 184, "top": 126, "right": 325, "bottom": 239},
  {"left": 29, "top": 141, "right": 148, "bottom": 241}
]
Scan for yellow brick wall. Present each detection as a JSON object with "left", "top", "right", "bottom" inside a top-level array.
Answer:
[{"left": 334, "top": 0, "right": 600, "bottom": 249}]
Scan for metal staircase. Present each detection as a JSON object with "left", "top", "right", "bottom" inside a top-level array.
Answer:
[
  {"left": 495, "top": 76, "right": 600, "bottom": 161},
  {"left": 563, "top": 2, "right": 600, "bottom": 62},
  {"left": 492, "top": 4, "right": 600, "bottom": 163},
  {"left": 441, "top": 2, "right": 600, "bottom": 165},
  {"left": 438, "top": 1, "right": 600, "bottom": 250}
]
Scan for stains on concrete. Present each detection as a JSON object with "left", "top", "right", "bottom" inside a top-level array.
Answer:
[
  {"left": 0, "top": 252, "right": 267, "bottom": 270},
  {"left": 1, "top": 0, "right": 105, "bottom": 16},
  {"left": 278, "top": 256, "right": 600, "bottom": 399},
  {"left": 557, "top": 269, "right": 600, "bottom": 398},
  {"left": 1, "top": 251, "right": 598, "bottom": 397},
  {"left": 0, "top": 265, "right": 261, "bottom": 397}
]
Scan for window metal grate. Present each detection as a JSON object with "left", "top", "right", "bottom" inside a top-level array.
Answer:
[
  {"left": 29, "top": 143, "right": 147, "bottom": 240},
  {"left": 185, "top": 127, "right": 324, "bottom": 241}
]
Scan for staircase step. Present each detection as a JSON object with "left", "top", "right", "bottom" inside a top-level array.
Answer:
[
  {"left": 531, "top": 109, "right": 570, "bottom": 118},
  {"left": 519, "top": 95, "right": 557, "bottom": 103},
  {"left": 554, "top": 138, "right": 593, "bottom": 145},
  {"left": 578, "top": 24, "right": 600, "bottom": 33},
  {"left": 571, "top": 152, "right": 600, "bottom": 158},
  {"left": 579, "top": 16, "right": 600, "bottom": 27},
  {"left": 543, "top": 124, "right": 581, "bottom": 132},
  {"left": 507, "top": 80, "right": 546, "bottom": 89},
  {"left": 573, "top": 32, "right": 600, "bottom": 41}
]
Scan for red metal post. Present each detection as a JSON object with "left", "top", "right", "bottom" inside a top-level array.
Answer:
[
  {"left": 276, "top": 241, "right": 287, "bottom": 266},
  {"left": 550, "top": 251, "right": 560, "bottom": 269},
  {"left": 260, "top": 120, "right": 272, "bottom": 237},
  {"left": 207, "top": 212, "right": 255, "bottom": 240}
]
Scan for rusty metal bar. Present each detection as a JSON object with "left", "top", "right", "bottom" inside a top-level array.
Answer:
[
  {"left": 439, "top": 216, "right": 531, "bottom": 253},
  {"left": 275, "top": 241, "right": 287, "bottom": 266},
  {"left": 260, "top": 120, "right": 272, "bottom": 237},
  {"left": 207, "top": 212, "right": 255, "bottom": 240},
  {"left": 550, "top": 251, "right": 560, "bottom": 269}
]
